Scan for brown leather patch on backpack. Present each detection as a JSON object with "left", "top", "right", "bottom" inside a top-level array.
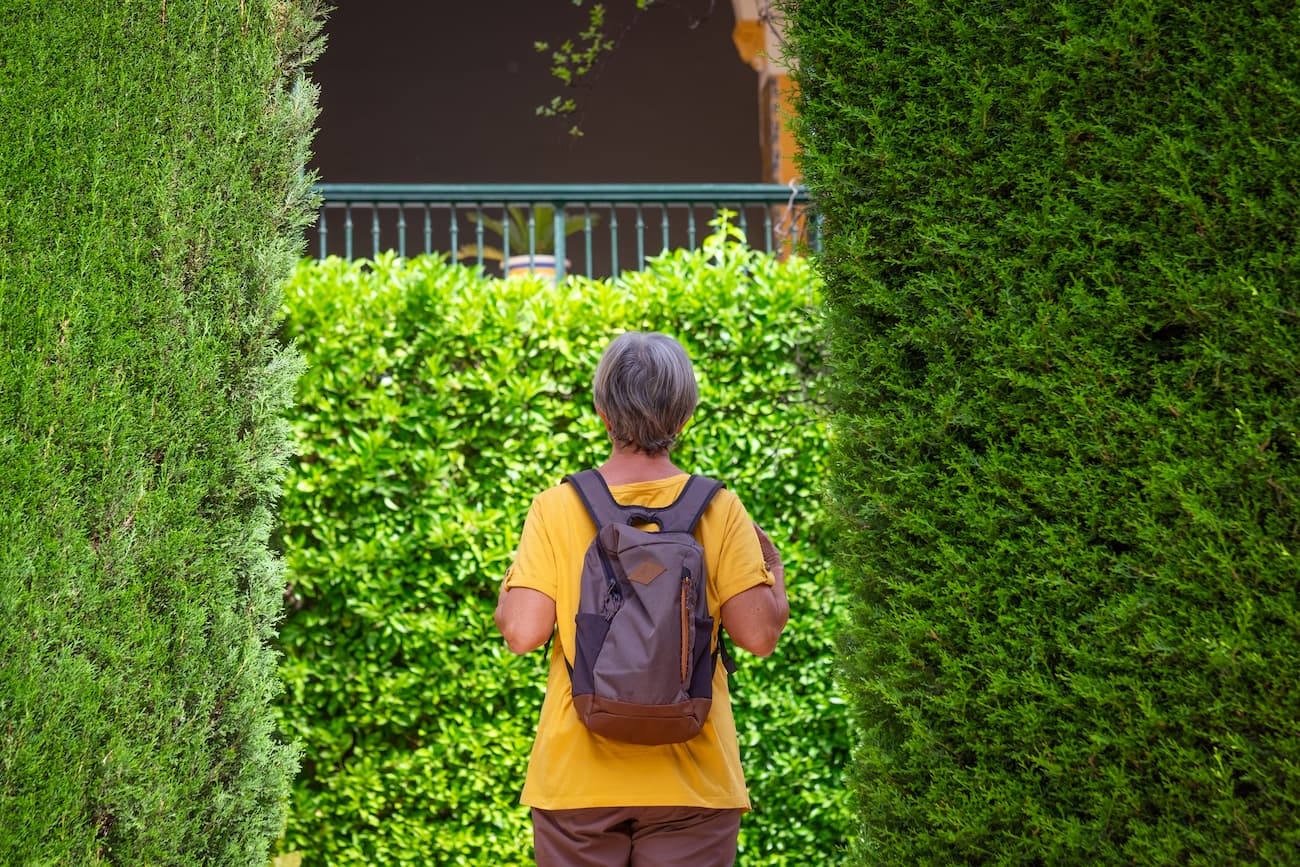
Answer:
[{"left": 628, "top": 560, "right": 667, "bottom": 585}]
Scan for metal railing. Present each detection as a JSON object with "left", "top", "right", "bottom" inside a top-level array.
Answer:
[{"left": 311, "top": 183, "right": 820, "bottom": 279}]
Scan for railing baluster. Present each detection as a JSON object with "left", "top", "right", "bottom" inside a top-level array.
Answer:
[
  {"left": 737, "top": 206, "right": 748, "bottom": 248},
  {"left": 584, "top": 205, "right": 594, "bottom": 279},
  {"left": 501, "top": 202, "right": 510, "bottom": 264},
  {"left": 687, "top": 205, "right": 696, "bottom": 250},
  {"left": 660, "top": 204, "right": 670, "bottom": 253},
  {"left": 475, "top": 206, "right": 485, "bottom": 270},
  {"left": 319, "top": 206, "right": 328, "bottom": 259},
  {"left": 397, "top": 204, "right": 407, "bottom": 258},
  {"left": 425, "top": 205, "right": 433, "bottom": 255},
  {"left": 526, "top": 204, "right": 535, "bottom": 262},
  {"left": 635, "top": 205, "right": 645, "bottom": 269},
  {"left": 553, "top": 202, "right": 566, "bottom": 283},
  {"left": 609, "top": 206, "right": 619, "bottom": 276},
  {"left": 344, "top": 204, "right": 354, "bottom": 260},
  {"left": 764, "top": 205, "right": 773, "bottom": 254},
  {"left": 447, "top": 204, "right": 455, "bottom": 261}
]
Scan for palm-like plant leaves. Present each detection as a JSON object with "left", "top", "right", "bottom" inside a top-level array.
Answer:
[{"left": 457, "top": 205, "right": 597, "bottom": 263}]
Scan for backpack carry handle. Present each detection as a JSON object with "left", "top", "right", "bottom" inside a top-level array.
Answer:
[{"left": 563, "top": 470, "right": 723, "bottom": 535}]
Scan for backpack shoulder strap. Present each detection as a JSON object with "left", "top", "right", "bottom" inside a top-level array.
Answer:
[
  {"left": 657, "top": 475, "right": 725, "bottom": 534},
  {"left": 562, "top": 469, "right": 624, "bottom": 530}
]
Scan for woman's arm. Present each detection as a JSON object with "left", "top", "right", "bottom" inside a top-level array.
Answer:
[
  {"left": 720, "top": 523, "right": 790, "bottom": 658},
  {"left": 494, "top": 580, "right": 556, "bottom": 654}
]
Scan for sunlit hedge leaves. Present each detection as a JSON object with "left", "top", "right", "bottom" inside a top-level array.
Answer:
[{"left": 276, "top": 234, "right": 851, "bottom": 865}]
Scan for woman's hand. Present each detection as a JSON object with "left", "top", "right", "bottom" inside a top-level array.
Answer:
[{"left": 753, "top": 522, "right": 784, "bottom": 581}]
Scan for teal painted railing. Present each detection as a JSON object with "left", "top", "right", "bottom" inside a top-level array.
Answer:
[{"left": 312, "top": 183, "right": 819, "bottom": 279}]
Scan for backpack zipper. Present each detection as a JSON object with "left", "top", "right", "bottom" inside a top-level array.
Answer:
[
  {"left": 597, "top": 547, "right": 621, "bottom": 619},
  {"left": 680, "top": 570, "right": 691, "bottom": 683}
]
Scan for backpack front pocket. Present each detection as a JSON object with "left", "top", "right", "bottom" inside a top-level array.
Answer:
[{"left": 571, "top": 612, "right": 612, "bottom": 700}]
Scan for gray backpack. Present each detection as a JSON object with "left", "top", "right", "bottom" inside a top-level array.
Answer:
[{"left": 563, "top": 469, "right": 734, "bottom": 745}]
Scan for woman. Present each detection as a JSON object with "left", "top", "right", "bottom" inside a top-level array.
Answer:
[{"left": 495, "top": 330, "right": 790, "bottom": 866}]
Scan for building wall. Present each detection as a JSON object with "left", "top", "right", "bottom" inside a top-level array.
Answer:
[{"left": 310, "top": 0, "right": 762, "bottom": 184}]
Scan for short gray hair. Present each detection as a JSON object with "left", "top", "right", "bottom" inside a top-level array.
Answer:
[{"left": 593, "top": 331, "right": 698, "bottom": 455}]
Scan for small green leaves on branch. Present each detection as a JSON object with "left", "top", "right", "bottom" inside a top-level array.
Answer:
[{"left": 536, "top": 0, "right": 658, "bottom": 135}]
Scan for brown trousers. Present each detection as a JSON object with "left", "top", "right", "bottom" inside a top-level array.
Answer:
[{"left": 531, "top": 806, "right": 743, "bottom": 867}]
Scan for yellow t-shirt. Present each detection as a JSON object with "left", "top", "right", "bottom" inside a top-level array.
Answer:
[{"left": 504, "top": 473, "right": 774, "bottom": 811}]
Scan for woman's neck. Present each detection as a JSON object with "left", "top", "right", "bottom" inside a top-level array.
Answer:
[{"left": 597, "top": 446, "right": 684, "bottom": 486}]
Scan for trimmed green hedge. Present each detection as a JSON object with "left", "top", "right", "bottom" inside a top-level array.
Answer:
[
  {"left": 275, "top": 229, "right": 850, "bottom": 864},
  {"left": 0, "top": 2, "right": 322, "bottom": 863},
  {"left": 791, "top": 0, "right": 1300, "bottom": 862}
]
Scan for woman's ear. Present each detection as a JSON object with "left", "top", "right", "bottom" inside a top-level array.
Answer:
[{"left": 597, "top": 408, "right": 611, "bottom": 432}]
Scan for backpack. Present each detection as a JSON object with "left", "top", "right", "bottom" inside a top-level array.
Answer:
[{"left": 562, "top": 469, "right": 735, "bottom": 745}]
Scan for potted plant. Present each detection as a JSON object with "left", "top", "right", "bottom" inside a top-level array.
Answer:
[{"left": 456, "top": 204, "right": 597, "bottom": 279}]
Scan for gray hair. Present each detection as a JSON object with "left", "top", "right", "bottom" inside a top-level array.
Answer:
[{"left": 593, "top": 331, "right": 698, "bottom": 455}]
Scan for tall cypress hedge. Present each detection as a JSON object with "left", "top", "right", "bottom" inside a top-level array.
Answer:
[
  {"left": 0, "top": 2, "right": 323, "bottom": 862},
  {"left": 790, "top": 0, "right": 1299, "bottom": 862}
]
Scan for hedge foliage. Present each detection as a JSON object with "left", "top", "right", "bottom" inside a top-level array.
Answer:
[
  {"left": 0, "top": 1, "right": 323, "bottom": 863},
  {"left": 275, "top": 228, "right": 851, "bottom": 864},
  {"left": 790, "top": 0, "right": 1300, "bottom": 862}
]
